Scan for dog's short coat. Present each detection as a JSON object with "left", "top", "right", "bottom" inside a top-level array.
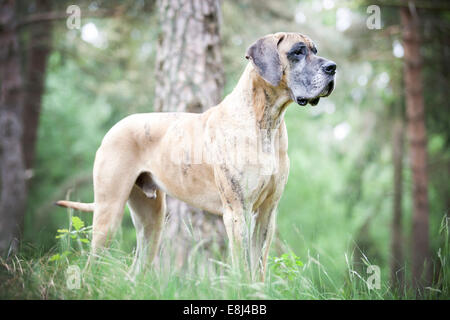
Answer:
[{"left": 57, "top": 32, "right": 336, "bottom": 280}]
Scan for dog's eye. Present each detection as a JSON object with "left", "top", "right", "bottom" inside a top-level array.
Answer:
[{"left": 294, "top": 47, "right": 307, "bottom": 55}]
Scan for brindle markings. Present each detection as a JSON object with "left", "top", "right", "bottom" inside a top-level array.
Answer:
[{"left": 219, "top": 163, "right": 245, "bottom": 208}]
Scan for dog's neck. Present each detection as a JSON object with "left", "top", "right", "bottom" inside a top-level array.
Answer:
[{"left": 224, "top": 63, "right": 292, "bottom": 131}]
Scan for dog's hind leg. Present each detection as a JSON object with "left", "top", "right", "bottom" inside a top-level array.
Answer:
[
  {"left": 90, "top": 151, "right": 139, "bottom": 256},
  {"left": 128, "top": 182, "right": 166, "bottom": 276}
]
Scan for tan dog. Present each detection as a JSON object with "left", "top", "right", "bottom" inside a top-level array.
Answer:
[{"left": 57, "top": 32, "right": 336, "bottom": 280}]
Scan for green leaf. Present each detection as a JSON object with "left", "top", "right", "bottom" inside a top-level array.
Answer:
[
  {"left": 71, "top": 235, "right": 77, "bottom": 239},
  {"left": 61, "top": 251, "right": 71, "bottom": 257},
  {"left": 49, "top": 254, "right": 60, "bottom": 261},
  {"left": 57, "top": 229, "right": 69, "bottom": 233},
  {"left": 72, "top": 216, "right": 84, "bottom": 231},
  {"left": 80, "top": 238, "right": 90, "bottom": 243}
]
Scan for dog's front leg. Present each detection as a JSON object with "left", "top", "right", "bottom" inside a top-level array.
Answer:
[
  {"left": 222, "top": 206, "right": 253, "bottom": 277},
  {"left": 252, "top": 203, "right": 277, "bottom": 282},
  {"left": 214, "top": 164, "right": 254, "bottom": 279}
]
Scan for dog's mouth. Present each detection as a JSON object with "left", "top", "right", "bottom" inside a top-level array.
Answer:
[
  {"left": 319, "top": 80, "right": 335, "bottom": 98},
  {"left": 295, "top": 80, "right": 335, "bottom": 107}
]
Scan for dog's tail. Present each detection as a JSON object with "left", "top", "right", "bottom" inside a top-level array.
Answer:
[{"left": 55, "top": 200, "right": 95, "bottom": 213}]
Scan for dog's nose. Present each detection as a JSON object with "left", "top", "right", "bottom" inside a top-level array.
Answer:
[
  {"left": 296, "top": 97, "right": 308, "bottom": 106},
  {"left": 322, "top": 61, "right": 337, "bottom": 75}
]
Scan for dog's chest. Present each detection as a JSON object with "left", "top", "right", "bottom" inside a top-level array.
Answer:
[{"left": 248, "top": 172, "right": 277, "bottom": 211}]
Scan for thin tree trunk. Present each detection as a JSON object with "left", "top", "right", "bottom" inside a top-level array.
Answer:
[
  {"left": 391, "top": 118, "right": 405, "bottom": 288},
  {"left": 154, "top": 0, "right": 226, "bottom": 268},
  {"left": 22, "top": 0, "right": 52, "bottom": 172},
  {"left": 400, "top": 2, "right": 431, "bottom": 290},
  {"left": 0, "top": 0, "right": 27, "bottom": 256}
]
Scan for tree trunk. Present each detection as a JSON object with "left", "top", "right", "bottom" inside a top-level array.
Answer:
[
  {"left": 400, "top": 2, "right": 431, "bottom": 290},
  {"left": 0, "top": 0, "right": 27, "bottom": 256},
  {"left": 22, "top": 0, "right": 52, "bottom": 172},
  {"left": 391, "top": 118, "right": 405, "bottom": 289},
  {"left": 154, "top": 0, "right": 226, "bottom": 268}
]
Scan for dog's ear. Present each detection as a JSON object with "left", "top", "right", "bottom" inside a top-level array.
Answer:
[{"left": 245, "top": 33, "right": 285, "bottom": 87}]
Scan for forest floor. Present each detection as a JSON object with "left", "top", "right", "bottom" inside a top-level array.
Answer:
[{"left": 1, "top": 214, "right": 448, "bottom": 300}]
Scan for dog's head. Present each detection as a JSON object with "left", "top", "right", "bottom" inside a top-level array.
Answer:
[{"left": 246, "top": 32, "right": 336, "bottom": 106}]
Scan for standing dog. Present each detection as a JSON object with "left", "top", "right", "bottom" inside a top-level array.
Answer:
[{"left": 57, "top": 32, "right": 336, "bottom": 280}]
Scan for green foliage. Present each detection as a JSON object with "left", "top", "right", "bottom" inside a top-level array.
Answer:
[
  {"left": 49, "top": 216, "right": 91, "bottom": 262},
  {"left": 49, "top": 251, "right": 71, "bottom": 262},
  {"left": 435, "top": 216, "right": 449, "bottom": 294},
  {"left": 269, "top": 253, "right": 304, "bottom": 281},
  {"left": 1, "top": 213, "right": 449, "bottom": 299},
  {"left": 71, "top": 216, "right": 85, "bottom": 231}
]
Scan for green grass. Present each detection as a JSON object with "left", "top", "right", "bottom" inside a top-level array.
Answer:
[{"left": 1, "top": 214, "right": 448, "bottom": 300}]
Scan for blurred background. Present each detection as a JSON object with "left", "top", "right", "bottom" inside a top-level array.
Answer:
[{"left": 0, "top": 0, "right": 449, "bottom": 297}]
